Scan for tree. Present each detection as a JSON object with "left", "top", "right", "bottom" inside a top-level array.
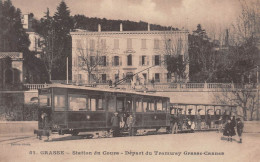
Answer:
[
  {"left": 0, "top": 0, "right": 48, "bottom": 84},
  {"left": 51, "top": 1, "right": 73, "bottom": 80},
  {"left": 163, "top": 31, "right": 188, "bottom": 82},
  {"left": 215, "top": 85, "right": 257, "bottom": 121},
  {"left": 75, "top": 38, "right": 108, "bottom": 84},
  {"left": 0, "top": 0, "right": 30, "bottom": 52}
]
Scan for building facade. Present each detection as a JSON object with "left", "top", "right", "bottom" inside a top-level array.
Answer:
[
  {"left": 22, "top": 14, "right": 43, "bottom": 58},
  {"left": 0, "top": 52, "right": 24, "bottom": 90},
  {"left": 70, "top": 24, "right": 189, "bottom": 85}
]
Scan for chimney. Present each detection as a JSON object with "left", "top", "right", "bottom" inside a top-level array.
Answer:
[
  {"left": 98, "top": 24, "right": 101, "bottom": 32},
  {"left": 148, "top": 23, "right": 150, "bottom": 31},
  {"left": 120, "top": 23, "right": 123, "bottom": 32}
]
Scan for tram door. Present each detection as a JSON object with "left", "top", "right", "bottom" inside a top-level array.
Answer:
[{"left": 116, "top": 97, "right": 133, "bottom": 113}]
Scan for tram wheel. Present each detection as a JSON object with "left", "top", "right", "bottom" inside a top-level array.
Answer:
[{"left": 71, "top": 130, "right": 79, "bottom": 136}]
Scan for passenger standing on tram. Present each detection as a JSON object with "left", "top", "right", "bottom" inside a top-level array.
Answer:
[
  {"left": 196, "top": 111, "right": 202, "bottom": 130},
  {"left": 206, "top": 113, "right": 211, "bottom": 129},
  {"left": 178, "top": 109, "right": 183, "bottom": 131},
  {"left": 127, "top": 114, "right": 135, "bottom": 136},
  {"left": 111, "top": 112, "right": 120, "bottom": 137},
  {"left": 170, "top": 113, "right": 179, "bottom": 134}
]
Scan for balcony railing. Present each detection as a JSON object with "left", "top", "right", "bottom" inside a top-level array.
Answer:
[
  {"left": 22, "top": 82, "right": 257, "bottom": 92},
  {"left": 23, "top": 84, "right": 50, "bottom": 90}
]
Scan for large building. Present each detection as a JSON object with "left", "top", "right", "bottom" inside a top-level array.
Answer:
[
  {"left": 22, "top": 14, "right": 43, "bottom": 58},
  {"left": 70, "top": 24, "right": 189, "bottom": 85}
]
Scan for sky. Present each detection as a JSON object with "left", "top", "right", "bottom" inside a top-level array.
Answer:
[{"left": 11, "top": 0, "right": 242, "bottom": 32}]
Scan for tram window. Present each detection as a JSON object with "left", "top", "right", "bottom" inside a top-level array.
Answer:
[
  {"left": 117, "top": 99, "right": 124, "bottom": 112},
  {"left": 69, "top": 96, "right": 87, "bottom": 111},
  {"left": 157, "top": 100, "right": 163, "bottom": 111},
  {"left": 39, "top": 95, "right": 51, "bottom": 107},
  {"left": 143, "top": 101, "right": 148, "bottom": 112},
  {"left": 97, "top": 98, "right": 104, "bottom": 110},
  {"left": 150, "top": 102, "right": 155, "bottom": 111},
  {"left": 162, "top": 100, "right": 167, "bottom": 111},
  {"left": 136, "top": 100, "right": 142, "bottom": 112},
  {"left": 89, "top": 98, "right": 96, "bottom": 111},
  {"left": 54, "top": 95, "right": 66, "bottom": 110},
  {"left": 108, "top": 97, "right": 116, "bottom": 112}
]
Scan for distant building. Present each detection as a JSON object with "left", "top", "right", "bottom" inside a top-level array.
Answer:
[
  {"left": 22, "top": 14, "right": 43, "bottom": 58},
  {"left": 0, "top": 52, "right": 24, "bottom": 89},
  {"left": 70, "top": 24, "right": 189, "bottom": 84}
]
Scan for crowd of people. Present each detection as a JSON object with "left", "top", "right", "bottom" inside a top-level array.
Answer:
[
  {"left": 110, "top": 111, "right": 244, "bottom": 144},
  {"left": 110, "top": 112, "right": 136, "bottom": 137},
  {"left": 223, "top": 116, "right": 244, "bottom": 143}
]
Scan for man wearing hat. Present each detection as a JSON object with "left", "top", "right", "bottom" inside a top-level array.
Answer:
[{"left": 111, "top": 112, "right": 120, "bottom": 137}]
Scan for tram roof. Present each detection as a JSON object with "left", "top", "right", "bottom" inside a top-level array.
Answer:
[
  {"left": 170, "top": 103, "right": 237, "bottom": 107},
  {"left": 44, "top": 84, "right": 169, "bottom": 98}
]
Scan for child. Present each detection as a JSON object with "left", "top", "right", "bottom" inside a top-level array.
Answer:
[{"left": 236, "top": 118, "right": 244, "bottom": 143}]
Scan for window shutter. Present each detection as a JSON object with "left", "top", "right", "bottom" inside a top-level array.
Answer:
[
  {"left": 139, "top": 56, "right": 142, "bottom": 66},
  {"left": 147, "top": 56, "right": 149, "bottom": 65},
  {"left": 119, "top": 56, "right": 122, "bottom": 66},
  {"left": 111, "top": 56, "right": 114, "bottom": 66},
  {"left": 159, "top": 55, "right": 161, "bottom": 66},
  {"left": 152, "top": 55, "right": 155, "bottom": 65},
  {"left": 106, "top": 56, "right": 109, "bottom": 66}
]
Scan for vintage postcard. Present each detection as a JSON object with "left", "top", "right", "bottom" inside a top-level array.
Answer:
[{"left": 0, "top": 0, "right": 260, "bottom": 162}]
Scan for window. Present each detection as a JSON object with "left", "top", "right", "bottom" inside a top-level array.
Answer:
[
  {"left": 141, "top": 39, "right": 146, "bottom": 49},
  {"left": 143, "top": 101, "right": 148, "bottom": 112},
  {"left": 90, "top": 39, "right": 95, "bottom": 51},
  {"left": 114, "top": 56, "right": 119, "bottom": 66},
  {"left": 150, "top": 102, "right": 155, "bottom": 111},
  {"left": 166, "top": 39, "right": 172, "bottom": 50},
  {"left": 108, "top": 96, "right": 116, "bottom": 112},
  {"left": 114, "top": 39, "right": 119, "bottom": 49},
  {"left": 127, "top": 38, "right": 132, "bottom": 49},
  {"left": 101, "top": 74, "right": 107, "bottom": 83},
  {"left": 69, "top": 95, "right": 87, "bottom": 111},
  {"left": 100, "top": 56, "right": 106, "bottom": 66},
  {"left": 88, "top": 97, "right": 104, "bottom": 111},
  {"left": 90, "top": 56, "right": 95, "bottom": 66},
  {"left": 117, "top": 99, "right": 124, "bottom": 112},
  {"left": 155, "top": 55, "right": 160, "bottom": 65},
  {"left": 39, "top": 95, "right": 51, "bottom": 107},
  {"left": 127, "top": 54, "right": 132, "bottom": 66},
  {"left": 101, "top": 39, "right": 106, "bottom": 49},
  {"left": 142, "top": 56, "right": 147, "bottom": 66},
  {"left": 157, "top": 100, "right": 163, "bottom": 111},
  {"left": 154, "top": 39, "right": 159, "bottom": 49},
  {"left": 89, "top": 98, "right": 96, "bottom": 111},
  {"left": 54, "top": 95, "right": 66, "bottom": 110},
  {"left": 155, "top": 73, "right": 160, "bottom": 82},
  {"left": 136, "top": 100, "right": 142, "bottom": 112}
]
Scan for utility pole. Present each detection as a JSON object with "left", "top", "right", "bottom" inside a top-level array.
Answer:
[{"left": 257, "top": 65, "right": 259, "bottom": 120}]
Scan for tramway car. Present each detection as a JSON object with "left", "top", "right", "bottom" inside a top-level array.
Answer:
[
  {"left": 169, "top": 103, "right": 237, "bottom": 130},
  {"left": 34, "top": 84, "right": 171, "bottom": 139}
]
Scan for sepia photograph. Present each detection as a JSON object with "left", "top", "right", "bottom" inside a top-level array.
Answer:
[{"left": 0, "top": 0, "right": 260, "bottom": 161}]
